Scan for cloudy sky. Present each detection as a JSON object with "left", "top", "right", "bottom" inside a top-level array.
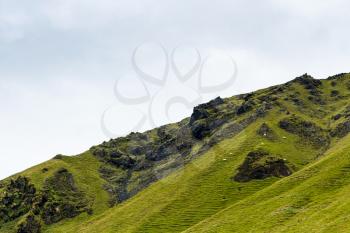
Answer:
[{"left": 1, "top": 0, "right": 349, "bottom": 179}]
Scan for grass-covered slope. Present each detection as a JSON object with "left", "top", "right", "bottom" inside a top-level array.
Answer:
[{"left": 1, "top": 73, "right": 350, "bottom": 232}]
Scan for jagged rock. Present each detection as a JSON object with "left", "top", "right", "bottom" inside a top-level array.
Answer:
[
  {"left": 197, "top": 96, "right": 224, "bottom": 109},
  {"left": 294, "top": 73, "right": 322, "bottom": 89},
  {"left": 279, "top": 116, "right": 329, "bottom": 148},
  {"left": 237, "top": 100, "right": 254, "bottom": 115},
  {"left": 327, "top": 73, "right": 346, "bottom": 80},
  {"left": 91, "top": 147, "right": 107, "bottom": 158},
  {"left": 16, "top": 213, "right": 41, "bottom": 233},
  {"left": 190, "top": 120, "right": 210, "bottom": 139},
  {"left": 238, "top": 93, "right": 254, "bottom": 101},
  {"left": 129, "top": 146, "right": 145, "bottom": 156},
  {"left": 108, "top": 154, "right": 136, "bottom": 169},
  {"left": 157, "top": 127, "right": 174, "bottom": 142},
  {"left": 175, "top": 126, "right": 194, "bottom": 156},
  {"left": 0, "top": 176, "right": 36, "bottom": 223},
  {"left": 189, "top": 97, "right": 231, "bottom": 139},
  {"left": 189, "top": 107, "right": 209, "bottom": 125},
  {"left": 127, "top": 132, "right": 148, "bottom": 141},
  {"left": 109, "top": 150, "right": 124, "bottom": 158},
  {"left": 145, "top": 138, "right": 177, "bottom": 161},
  {"left": 190, "top": 116, "right": 227, "bottom": 140},
  {"left": 233, "top": 150, "right": 292, "bottom": 182},
  {"left": 208, "top": 96, "right": 224, "bottom": 106},
  {"left": 41, "top": 168, "right": 89, "bottom": 225}
]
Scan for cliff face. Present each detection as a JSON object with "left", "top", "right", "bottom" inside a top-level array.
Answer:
[{"left": 1, "top": 73, "right": 350, "bottom": 233}]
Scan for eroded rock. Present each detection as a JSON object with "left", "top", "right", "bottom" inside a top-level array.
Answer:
[
  {"left": 41, "top": 168, "right": 89, "bottom": 225},
  {"left": 0, "top": 176, "right": 36, "bottom": 223},
  {"left": 16, "top": 213, "right": 41, "bottom": 233},
  {"left": 279, "top": 116, "right": 329, "bottom": 148},
  {"left": 233, "top": 150, "right": 292, "bottom": 182}
]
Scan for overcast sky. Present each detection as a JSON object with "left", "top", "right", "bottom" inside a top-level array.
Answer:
[{"left": 1, "top": 0, "right": 349, "bottom": 179}]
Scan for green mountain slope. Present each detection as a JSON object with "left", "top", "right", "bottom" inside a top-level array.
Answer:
[{"left": 1, "top": 73, "right": 350, "bottom": 232}]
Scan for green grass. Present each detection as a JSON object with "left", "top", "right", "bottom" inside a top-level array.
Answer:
[
  {"left": 185, "top": 134, "right": 350, "bottom": 233},
  {"left": 2, "top": 74, "right": 350, "bottom": 232}
]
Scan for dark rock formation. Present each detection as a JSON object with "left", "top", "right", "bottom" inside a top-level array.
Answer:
[
  {"left": 233, "top": 150, "right": 292, "bottom": 182},
  {"left": 16, "top": 213, "right": 41, "bottom": 233},
  {"left": 327, "top": 73, "right": 347, "bottom": 80},
  {"left": 294, "top": 74, "right": 322, "bottom": 90},
  {"left": 257, "top": 123, "right": 276, "bottom": 140},
  {"left": 40, "top": 168, "right": 89, "bottom": 225},
  {"left": 237, "top": 100, "right": 254, "bottom": 115},
  {"left": 330, "top": 120, "right": 350, "bottom": 138},
  {"left": 331, "top": 90, "right": 340, "bottom": 97},
  {"left": 189, "top": 97, "right": 228, "bottom": 139},
  {"left": 279, "top": 116, "right": 329, "bottom": 148},
  {"left": 0, "top": 176, "right": 36, "bottom": 223}
]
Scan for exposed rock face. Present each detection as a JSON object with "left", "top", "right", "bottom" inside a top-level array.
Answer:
[
  {"left": 0, "top": 176, "right": 36, "bottom": 223},
  {"left": 16, "top": 213, "right": 41, "bottom": 233},
  {"left": 0, "top": 170, "right": 89, "bottom": 232},
  {"left": 91, "top": 95, "right": 273, "bottom": 206},
  {"left": 189, "top": 97, "right": 227, "bottom": 139},
  {"left": 234, "top": 150, "right": 292, "bottom": 182},
  {"left": 237, "top": 100, "right": 254, "bottom": 115},
  {"left": 294, "top": 74, "right": 322, "bottom": 90},
  {"left": 279, "top": 116, "right": 330, "bottom": 149},
  {"left": 41, "top": 168, "right": 89, "bottom": 225}
]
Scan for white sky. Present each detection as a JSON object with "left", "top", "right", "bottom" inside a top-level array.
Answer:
[{"left": 1, "top": 0, "right": 349, "bottom": 179}]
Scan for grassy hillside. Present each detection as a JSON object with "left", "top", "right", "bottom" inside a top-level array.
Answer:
[{"left": 1, "top": 73, "right": 350, "bottom": 232}]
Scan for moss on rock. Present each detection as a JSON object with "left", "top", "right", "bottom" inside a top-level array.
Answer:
[
  {"left": 40, "top": 168, "right": 89, "bottom": 225},
  {"left": 234, "top": 150, "right": 292, "bottom": 182},
  {"left": 0, "top": 176, "right": 36, "bottom": 223}
]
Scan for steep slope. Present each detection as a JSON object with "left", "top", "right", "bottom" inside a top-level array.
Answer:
[
  {"left": 185, "top": 133, "right": 350, "bottom": 233},
  {"left": 1, "top": 73, "right": 350, "bottom": 232}
]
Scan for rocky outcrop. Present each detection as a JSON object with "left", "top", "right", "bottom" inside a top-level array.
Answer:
[
  {"left": 331, "top": 120, "right": 350, "bottom": 138},
  {"left": 279, "top": 116, "right": 329, "bottom": 149},
  {"left": 0, "top": 177, "right": 36, "bottom": 223},
  {"left": 16, "top": 213, "right": 41, "bottom": 233},
  {"left": 233, "top": 150, "right": 292, "bottom": 182},
  {"left": 189, "top": 97, "right": 227, "bottom": 139},
  {"left": 257, "top": 123, "right": 276, "bottom": 140},
  {"left": 41, "top": 168, "right": 90, "bottom": 225},
  {"left": 293, "top": 74, "right": 322, "bottom": 90},
  {"left": 0, "top": 170, "right": 89, "bottom": 232}
]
